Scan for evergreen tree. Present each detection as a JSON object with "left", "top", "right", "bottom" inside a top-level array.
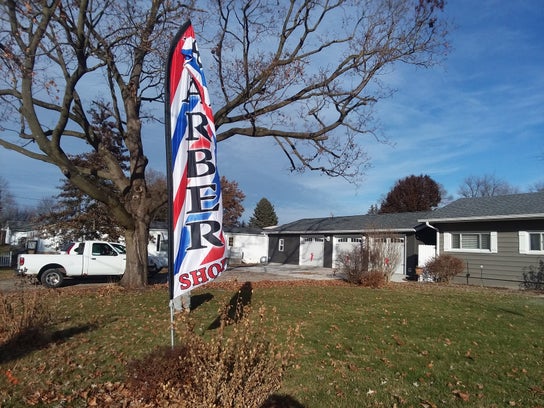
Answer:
[{"left": 248, "top": 198, "right": 278, "bottom": 228}]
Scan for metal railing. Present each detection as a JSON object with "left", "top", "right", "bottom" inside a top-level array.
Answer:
[{"left": 0, "top": 252, "right": 12, "bottom": 268}]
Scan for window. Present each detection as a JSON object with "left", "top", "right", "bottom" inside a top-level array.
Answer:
[
  {"left": 451, "top": 233, "right": 490, "bottom": 250},
  {"left": 444, "top": 232, "right": 497, "bottom": 253},
  {"left": 228, "top": 236, "right": 234, "bottom": 246},
  {"left": 92, "top": 243, "right": 116, "bottom": 256},
  {"left": 302, "top": 237, "right": 324, "bottom": 243},
  {"left": 278, "top": 239, "right": 285, "bottom": 252},
  {"left": 519, "top": 231, "right": 544, "bottom": 254},
  {"left": 530, "top": 233, "right": 544, "bottom": 251}
]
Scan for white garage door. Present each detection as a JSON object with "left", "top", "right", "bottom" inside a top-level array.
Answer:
[
  {"left": 332, "top": 236, "right": 363, "bottom": 268},
  {"left": 389, "top": 237, "right": 405, "bottom": 276},
  {"left": 333, "top": 236, "right": 405, "bottom": 275},
  {"left": 299, "top": 236, "right": 324, "bottom": 266}
]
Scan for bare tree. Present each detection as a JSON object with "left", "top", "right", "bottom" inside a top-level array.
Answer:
[
  {"left": 0, "top": 176, "right": 16, "bottom": 226},
  {"left": 0, "top": 0, "right": 448, "bottom": 288},
  {"left": 528, "top": 181, "right": 544, "bottom": 193},
  {"left": 204, "top": 0, "right": 448, "bottom": 179},
  {"left": 457, "top": 174, "right": 520, "bottom": 198},
  {"left": 0, "top": 1, "right": 191, "bottom": 287}
]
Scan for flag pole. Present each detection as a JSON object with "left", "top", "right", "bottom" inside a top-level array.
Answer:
[{"left": 165, "top": 21, "right": 191, "bottom": 349}]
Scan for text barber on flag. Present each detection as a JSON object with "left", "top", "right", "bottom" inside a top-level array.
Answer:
[{"left": 165, "top": 21, "right": 227, "bottom": 301}]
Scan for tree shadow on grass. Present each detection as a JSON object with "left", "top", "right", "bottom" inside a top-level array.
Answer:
[
  {"left": 0, "top": 322, "right": 100, "bottom": 364},
  {"left": 189, "top": 292, "right": 214, "bottom": 311},
  {"left": 207, "top": 281, "right": 253, "bottom": 330},
  {"left": 260, "top": 394, "right": 306, "bottom": 407}
]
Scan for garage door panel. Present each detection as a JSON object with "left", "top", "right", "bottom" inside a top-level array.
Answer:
[{"left": 300, "top": 236, "right": 324, "bottom": 266}]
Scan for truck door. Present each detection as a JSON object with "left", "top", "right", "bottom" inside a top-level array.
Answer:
[{"left": 84, "top": 242, "right": 126, "bottom": 276}]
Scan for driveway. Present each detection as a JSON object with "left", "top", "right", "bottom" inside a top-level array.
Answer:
[{"left": 219, "top": 263, "right": 340, "bottom": 282}]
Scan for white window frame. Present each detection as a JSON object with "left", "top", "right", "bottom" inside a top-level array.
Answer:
[
  {"left": 444, "top": 232, "right": 497, "bottom": 253},
  {"left": 278, "top": 238, "right": 285, "bottom": 252},
  {"left": 519, "top": 231, "right": 544, "bottom": 254}
]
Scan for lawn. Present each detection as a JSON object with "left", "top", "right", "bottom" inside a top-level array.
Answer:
[{"left": 1, "top": 278, "right": 543, "bottom": 407}]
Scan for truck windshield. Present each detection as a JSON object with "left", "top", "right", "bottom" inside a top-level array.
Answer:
[{"left": 111, "top": 243, "right": 126, "bottom": 254}]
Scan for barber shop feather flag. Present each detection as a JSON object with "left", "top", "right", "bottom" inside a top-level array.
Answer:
[{"left": 165, "top": 21, "right": 227, "bottom": 300}]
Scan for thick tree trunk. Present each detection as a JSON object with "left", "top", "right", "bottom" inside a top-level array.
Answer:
[{"left": 121, "top": 220, "right": 149, "bottom": 289}]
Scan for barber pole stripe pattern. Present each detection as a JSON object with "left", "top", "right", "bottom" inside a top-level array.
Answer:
[{"left": 167, "top": 22, "right": 227, "bottom": 299}]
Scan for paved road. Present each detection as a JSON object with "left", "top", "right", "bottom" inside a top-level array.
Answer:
[{"left": 0, "top": 263, "right": 341, "bottom": 292}]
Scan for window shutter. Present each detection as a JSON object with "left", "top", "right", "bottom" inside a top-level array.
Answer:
[
  {"left": 518, "top": 231, "right": 527, "bottom": 254},
  {"left": 490, "top": 231, "right": 498, "bottom": 253}
]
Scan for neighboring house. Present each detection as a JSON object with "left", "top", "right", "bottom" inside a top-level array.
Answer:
[
  {"left": 419, "top": 191, "right": 544, "bottom": 289},
  {"left": 266, "top": 212, "right": 437, "bottom": 280},
  {"left": 2, "top": 222, "right": 61, "bottom": 253},
  {"left": 224, "top": 226, "right": 269, "bottom": 265}
]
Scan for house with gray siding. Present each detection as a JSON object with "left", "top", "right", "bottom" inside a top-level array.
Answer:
[
  {"left": 419, "top": 191, "right": 544, "bottom": 288},
  {"left": 267, "top": 212, "right": 436, "bottom": 280}
]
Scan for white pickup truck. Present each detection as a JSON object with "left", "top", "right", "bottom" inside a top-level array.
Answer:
[{"left": 16, "top": 241, "right": 126, "bottom": 288}]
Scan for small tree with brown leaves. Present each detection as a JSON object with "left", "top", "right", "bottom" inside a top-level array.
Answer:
[
  {"left": 337, "top": 232, "right": 402, "bottom": 287},
  {"left": 380, "top": 174, "right": 442, "bottom": 213},
  {"left": 222, "top": 177, "right": 246, "bottom": 228},
  {"left": 424, "top": 254, "right": 465, "bottom": 283}
]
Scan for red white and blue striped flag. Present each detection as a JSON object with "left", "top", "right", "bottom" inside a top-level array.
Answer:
[{"left": 165, "top": 21, "right": 227, "bottom": 300}]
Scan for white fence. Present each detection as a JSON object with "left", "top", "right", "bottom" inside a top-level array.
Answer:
[{"left": 0, "top": 252, "right": 12, "bottom": 268}]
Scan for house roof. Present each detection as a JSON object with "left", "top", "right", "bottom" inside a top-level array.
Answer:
[
  {"left": 224, "top": 226, "right": 265, "bottom": 235},
  {"left": 419, "top": 191, "right": 544, "bottom": 223},
  {"left": 269, "top": 211, "right": 432, "bottom": 234}
]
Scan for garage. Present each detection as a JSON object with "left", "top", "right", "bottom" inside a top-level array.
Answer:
[
  {"left": 331, "top": 236, "right": 405, "bottom": 276},
  {"left": 266, "top": 212, "right": 435, "bottom": 278},
  {"left": 388, "top": 237, "right": 405, "bottom": 276},
  {"left": 332, "top": 236, "right": 363, "bottom": 268},
  {"left": 299, "top": 235, "right": 324, "bottom": 266}
]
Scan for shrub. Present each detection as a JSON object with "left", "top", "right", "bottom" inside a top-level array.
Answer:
[
  {"left": 520, "top": 259, "right": 544, "bottom": 291},
  {"left": 336, "top": 239, "right": 392, "bottom": 287},
  {"left": 424, "top": 254, "right": 465, "bottom": 283},
  {"left": 337, "top": 243, "right": 369, "bottom": 285},
  {"left": 125, "top": 303, "right": 298, "bottom": 408},
  {"left": 0, "top": 289, "right": 51, "bottom": 347},
  {"left": 359, "top": 270, "right": 387, "bottom": 288}
]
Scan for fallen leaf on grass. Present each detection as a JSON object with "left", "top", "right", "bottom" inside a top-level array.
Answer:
[
  {"left": 5, "top": 369, "right": 19, "bottom": 385},
  {"left": 452, "top": 389, "right": 470, "bottom": 401},
  {"left": 530, "top": 385, "right": 544, "bottom": 395},
  {"left": 392, "top": 334, "right": 405, "bottom": 346}
]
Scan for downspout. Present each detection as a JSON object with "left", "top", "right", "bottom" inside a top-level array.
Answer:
[{"left": 425, "top": 221, "right": 439, "bottom": 257}]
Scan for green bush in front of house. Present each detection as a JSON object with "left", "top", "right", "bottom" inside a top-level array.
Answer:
[{"left": 521, "top": 259, "right": 544, "bottom": 291}]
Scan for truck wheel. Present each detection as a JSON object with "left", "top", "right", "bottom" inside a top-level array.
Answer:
[
  {"left": 41, "top": 269, "right": 64, "bottom": 288},
  {"left": 148, "top": 264, "right": 159, "bottom": 277}
]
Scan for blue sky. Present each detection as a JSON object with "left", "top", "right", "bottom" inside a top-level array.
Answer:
[{"left": 2, "top": 0, "right": 543, "bottom": 224}]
